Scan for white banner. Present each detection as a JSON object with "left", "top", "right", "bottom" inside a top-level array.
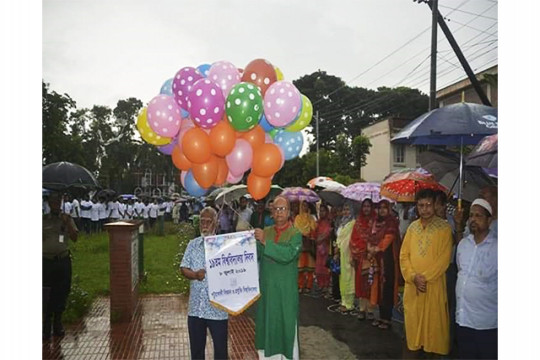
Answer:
[{"left": 204, "top": 230, "right": 260, "bottom": 315}]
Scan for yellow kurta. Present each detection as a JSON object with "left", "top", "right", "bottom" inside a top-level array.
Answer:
[{"left": 399, "top": 217, "right": 452, "bottom": 355}]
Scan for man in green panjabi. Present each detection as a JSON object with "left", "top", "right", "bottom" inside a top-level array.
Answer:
[{"left": 254, "top": 195, "right": 302, "bottom": 360}]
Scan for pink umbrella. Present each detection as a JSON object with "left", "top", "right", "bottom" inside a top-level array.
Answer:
[
  {"left": 341, "top": 182, "right": 392, "bottom": 203},
  {"left": 280, "top": 187, "right": 320, "bottom": 203}
]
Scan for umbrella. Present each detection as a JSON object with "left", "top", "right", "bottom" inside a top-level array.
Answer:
[
  {"left": 280, "top": 187, "right": 320, "bottom": 203},
  {"left": 307, "top": 176, "right": 333, "bottom": 189},
  {"left": 42, "top": 161, "right": 100, "bottom": 191},
  {"left": 318, "top": 190, "right": 345, "bottom": 207},
  {"left": 391, "top": 102, "right": 497, "bottom": 207},
  {"left": 341, "top": 182, "right": 384, "bottom": 203},
  {"left": 418, "top": 149, "right": 495, "bottom": 202},
  {"left": 380, "top": 168, "right": 448, "bottom": 203},
  {"left": 205, "top": 188, "right": 227, "bottom": 202},
  {"left": 215, "top": 185, "right": 283, "bottom": 205},
  {"left": 97, "top": 189, "right": 117, "bottom": 200},
  {"left": 307, "top": 178, "right": 345, "bottom": 191},
  {"left": 466, "top": 134, "right": 498, "bottom": 168}
]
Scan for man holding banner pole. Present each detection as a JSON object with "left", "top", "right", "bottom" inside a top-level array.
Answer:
[
  {"left": 254, "top": 195, "right": 302, "bottom": 360},
  {"left": 180, "top": 207, "right": 229, "bottom": 360}
]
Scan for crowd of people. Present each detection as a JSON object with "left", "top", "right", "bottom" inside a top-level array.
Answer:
[{"left": 180, "top": 184, "right": 497, "bottom": 359}]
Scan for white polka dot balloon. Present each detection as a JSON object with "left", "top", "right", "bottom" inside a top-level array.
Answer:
[
  {"left": 207, "top": 60, "right": 241, "bottom": 99},
  {"left": 186, "top": 78, "right": 225, "bottom": 129},
  {"left": 147, "top": 95, "right": 183, "bottom": 137},
  {"left": 172, "top": 67, "right": 203, "bottom": 109},
  {"left": 273, "top": 129, "right": 304, "bottom": 160},
  {"left": 263, "top": 81, "right": 302, "bottom": 128}
]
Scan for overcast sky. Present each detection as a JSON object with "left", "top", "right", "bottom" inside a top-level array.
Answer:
[{"left": 43, "top": 0, "right": 498, "bottom": 110}]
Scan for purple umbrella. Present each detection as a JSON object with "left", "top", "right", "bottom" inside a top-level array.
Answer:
[
  {"left": 280, "top": 187, "right": 320, "bottom": 203},
  {"left": 341, "top": 182, "right": 391, "bottom": 203}
]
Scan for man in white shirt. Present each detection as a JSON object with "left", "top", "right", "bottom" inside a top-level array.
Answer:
[
  {"left": 108, "top": 198, "right": 122, "bottom": 221},
  {"left": 124, "top": 199, "right": 134, "bottom": 220},
  {"left": 234, "top": 196, "right": 253, "bottom": 231},
  {"left": 61, "top": 194, "right": 72, "bottom": 216},
  {"left": 148, "top": 199, "right": 159, "bottom": 228},
  {"left": 455, "top": 198, "right": 497, "bottom": 360},
  {"left": 80, "top": 196, "right": 92, "bottom": 234},
  {"left": 98, "top": 198, "right": 108, "bottom": 231},
  {"left": 90, "top": 198, "right": 100, "bottom": 233},
  {"left": 70, "top": 196, "right": 81, "bottom": 229}
]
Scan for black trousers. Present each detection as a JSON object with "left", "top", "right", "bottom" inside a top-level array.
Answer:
[
  {"left": 379, "top": 248, "right": 395, "bottom": 321},
  {"left": 43, "top": 256, "right": 72, "bottom": 315},
  {"left": 457, "top": 325, "right": 497, "bottom": 359},
  {"left": 187, "top": 316, "right": 228, "bottom": 360}
]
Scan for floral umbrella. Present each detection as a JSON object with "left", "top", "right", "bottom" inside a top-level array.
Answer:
[
  {"left": 341, "top": 182, "right": 386, "bottom": 203},
  {"left": 280, "top": 187, "right": 320, "bottom": 203},
  {"left": 380, "top": 168, "right": 448, "bottom": 203}
]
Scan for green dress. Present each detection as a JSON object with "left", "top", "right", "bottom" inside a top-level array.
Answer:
[{"left": 255, "top": 225, "right": 302, "bottom": 359}]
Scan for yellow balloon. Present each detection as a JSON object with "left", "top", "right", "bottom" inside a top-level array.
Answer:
[
  {"left": 275, "top": 67, "right": 284, "bottom": 81},
  {"left": 136, "top": 107, "right": 172, "bottom": 145},
  {"left": 285, "top": 94, "right": 313, "bottom": 132}
]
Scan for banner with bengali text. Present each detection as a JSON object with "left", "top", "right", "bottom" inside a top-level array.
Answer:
[{"left": 204, "top": 230, "right": 260, "bottom": 315}]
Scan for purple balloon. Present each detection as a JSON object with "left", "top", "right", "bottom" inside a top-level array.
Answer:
[
  {"left": 147, "top": 95, "right": 182, "bottom": 137},
  {"left": 187, "top": 78, "right": 225, "bottom": 130},
  {"left": 172, "top": 67, "right": 203, "bottom": 108},
  {"left": 263, "top": 81, "right": 302, "bottom": 128},
  {"left": 157, "top": 136, "right": 178, "bottom": 155},
  {"left": 208, "top": 61, "right": 241, "bottom": 98}
]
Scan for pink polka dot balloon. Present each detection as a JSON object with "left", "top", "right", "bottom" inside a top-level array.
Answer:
[
  {"left": 207, "top": 61, "right": 241, "bottom": 98},
  {"left": 187, "top": 78, "right": 225, "bottom": 129},
  {"left": 263, "top": 81, "right": 302, "bottom": 128},
  {"left": 172, "top": 67, "right": 203, "bottom": 108},
  {"left": 147, "top": 95, "right": 183, "bottom": 137}
]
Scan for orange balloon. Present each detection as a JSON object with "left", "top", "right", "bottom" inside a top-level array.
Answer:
[
  {"left": 252, "top": 143, "right": 282, "bottom": 178},
  {"left": 192, "top": 155, "right": 219, "bottom": 189},
  {"left": 214, "top": 157, "right": 228, "bottom": 186},
  {"left": 241, "top": 125, "right": 265, "bottom": 150},
  {"left": 182, "top": 127, "right": 212, "bottom": 164},
  {"left": 172, "top": 145, "right": 192, "bottom": 171},
  {"left": 247, "top": 173, "right": 272, "bottom": 200},
  {"left": 241, "top": 59, "right": 277, "bottom": 96},
  {"left": 209, "top": 119, "right": 236, "bottom": 157}
]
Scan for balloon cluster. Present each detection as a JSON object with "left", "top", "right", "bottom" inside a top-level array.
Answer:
[{"left": 136, "top": 59, "right": 313, "bottom": 200}]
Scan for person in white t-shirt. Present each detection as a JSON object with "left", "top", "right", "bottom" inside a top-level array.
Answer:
[
  {"left": 90, "top": 198, "right": 100, "bottom": 233},
  {"left": 134, "top": 200, "right": 144, "bottom": 219},
  {"left": 70, "top": 196, "right": 81, "bottom": 229},
  {"left": 165, "top": 199, "right": 173, "bottom": 221},
  {"left": 108, "top": 198, "right": 121, "bottom": 221},
  {"left": 142, "top": 199, "right": 150, "bottom": 228},
  {"left": 98, "top": 198, "right": 108, "bottom": 231},
  {"left": 148, "top": 199, "right": 159, "bottom": 228},
  {"left": 125, "top": 199, "right": 134, "bottom": 220},
  {"left": 61, "top": 194, "right": 72, "bottom": 216},
  {"left": 80, "top": 196, "right": 92, "bottom": 234}
]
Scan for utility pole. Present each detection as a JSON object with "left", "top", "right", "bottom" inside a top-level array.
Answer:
[
  {"left": 418, "top": 0, "right": 492, "bottom": 106},
  {"left": 315, "top": 110, "right": 319, "bottom": 177},
  {"left": 429, "top": 0, "right": 438, "bottom": 110}
]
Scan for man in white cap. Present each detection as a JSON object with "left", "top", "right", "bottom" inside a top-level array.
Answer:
[{"left": 455, "top": 198, "right": 497, "bottom": 359}]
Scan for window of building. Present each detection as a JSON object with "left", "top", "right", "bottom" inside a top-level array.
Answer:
[{"left": 393, "top": 144, "right": 405, "bottom": 163}]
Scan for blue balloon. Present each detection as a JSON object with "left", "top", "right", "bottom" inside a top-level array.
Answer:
[
  {"left": 197, "top": 63, "right": 211, "bottom": 78},
  {"left": 181, "top": 108, "right": 190, "bottom": 118},
  {"left": 184, "top": 170, "right": 208, "bottom": 197},
  {"left": 259, "top": 114, "right": 275, "bottom": 132},
  {"left": 160, "top": 78, "right": 174, "bottom": 96},
  {"left": 273, "top": 130, "right": 304, "bottom": 160}
]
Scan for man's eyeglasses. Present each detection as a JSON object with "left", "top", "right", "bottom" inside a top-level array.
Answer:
[{"left": 274, "top": 206, "right": 288, "bottom": 213}]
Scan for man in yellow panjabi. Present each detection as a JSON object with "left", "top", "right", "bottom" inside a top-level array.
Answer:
[{"left": 400, "top": 189, "right": 453, "bottom": 356}]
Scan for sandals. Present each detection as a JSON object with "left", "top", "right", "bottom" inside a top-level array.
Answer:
[
  {"left": 366, "top": 312, "right": 375, "bottom": 321},
  {"left": 378, "top": 321, "right": 391, "bottom": 330},
  {"left": 371, "top": 319, "right": 381, "bottom": 327},
  {"left": 357, "top": 311, "right": 366, "bottom": 320}
]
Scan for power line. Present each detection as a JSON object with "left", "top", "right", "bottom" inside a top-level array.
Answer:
[
  {"left": 438, "top": 4, "right": 497, "bottom": 20},
  {"left": 443, "top": 18, "right": 498, "bottom": 37}
]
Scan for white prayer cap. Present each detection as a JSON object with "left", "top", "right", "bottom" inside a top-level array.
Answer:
[{"left": 471, "top": 198, "right": 493, "bottom": 216}]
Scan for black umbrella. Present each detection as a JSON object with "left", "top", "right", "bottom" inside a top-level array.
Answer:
[
  {"left": 391, "top": 102, "right": 498, "bottom": 207},
  {"left": 466, "top": 134, "right": 497, "bottom": 168},
  {"left": 42, "top": 161, "right": 100, "bottom": 191},
  {"left": 96, "top": 189, "right": 117, "bottom": 200},
  {"left": 418, "top": 149, "right": 495, "bottom": 202},
  {"left": 318, "top": 190, "right": 345, "bottom": 207}
]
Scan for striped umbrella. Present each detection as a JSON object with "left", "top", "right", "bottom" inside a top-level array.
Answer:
[
  {"left": 380, "top": 168, "right": 448, "bottom": 203},
  {"left": 280, "top": 187, "right": 320, "bottom": 203}
]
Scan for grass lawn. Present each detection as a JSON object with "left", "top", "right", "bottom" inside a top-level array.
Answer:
[{"left": 63, "top": 221, "right": 195, "bottom": 323}]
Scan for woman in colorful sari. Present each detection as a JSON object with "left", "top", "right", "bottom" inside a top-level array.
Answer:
[
  {"left": 350, "top": 198, "right": 377, "bottom": 320},
  {"left": 368, "top": 199, "right": 401, "bottom": 330},
  {"left": 294, "top": 201, "right": 317, "bottom": 294},
  {"left": 335, "top": 201, "right": 357, "bottom": 313},
  {"left": 313, "top": 204, "right": 333, "bottom": 297}
]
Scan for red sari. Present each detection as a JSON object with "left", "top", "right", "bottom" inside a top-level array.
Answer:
[
  {"left": 313, "top": 217, "right": 332, "bottom": 289},
  {"left": 350, "top": 211, "right": 376, "bottom": 300}
]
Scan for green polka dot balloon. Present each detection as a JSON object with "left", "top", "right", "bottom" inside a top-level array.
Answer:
[
  {"left": 225, "top": 82, "right": 263, "bottom": 132},
  {"left": 285, "top": 94, "right": 313, "bottom": 132}
]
